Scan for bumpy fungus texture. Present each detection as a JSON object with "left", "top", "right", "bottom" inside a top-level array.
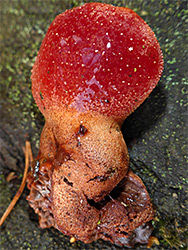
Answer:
[{"left": 27, "top": 3, "right": 163, "bottom": 247}]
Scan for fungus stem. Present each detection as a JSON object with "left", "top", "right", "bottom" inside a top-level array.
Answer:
[{"left": 0, "top": 140, "right": 32, "bottom": 226}]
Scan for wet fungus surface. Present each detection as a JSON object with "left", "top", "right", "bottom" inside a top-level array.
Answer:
[{"left": 27, "top": 3, "right": 163, "bottom": 247}]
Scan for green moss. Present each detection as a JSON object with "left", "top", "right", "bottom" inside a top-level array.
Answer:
[{"left": 156, "top": 217, "right": 188, "bottom": 249}]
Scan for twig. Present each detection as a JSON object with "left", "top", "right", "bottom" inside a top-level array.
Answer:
[
  {"left": 147, "top": 236, "right": 159, "bottom": 248},
  {"left": 28, "top": 140, "right": 33, "bottom": 163},
  {"left": 70, "top": 237, "right": 76, "bottom": 243},
  {"left": 108, "top": 194, "right": 116, "bottom": 202},
  {"left": 0, "top": 140, "right": 32, "bottom": 226}
]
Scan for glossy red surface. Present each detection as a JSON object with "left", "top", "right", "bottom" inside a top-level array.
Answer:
[{"left": 32, "top": 3, "right": 163, "bottom": 119}]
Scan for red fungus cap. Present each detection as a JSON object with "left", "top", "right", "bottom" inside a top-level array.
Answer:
[{"left": 32, "top": 3, "right": 163, "bottom": 120}]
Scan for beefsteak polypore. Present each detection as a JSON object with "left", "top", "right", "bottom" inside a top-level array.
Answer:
[{"left": 27, "top": 3, "right": 163, "bottom": 247}]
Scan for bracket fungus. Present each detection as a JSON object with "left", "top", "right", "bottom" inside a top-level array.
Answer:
[{"left": 27, "top": 3, "right": 163, "bottom": 247}]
